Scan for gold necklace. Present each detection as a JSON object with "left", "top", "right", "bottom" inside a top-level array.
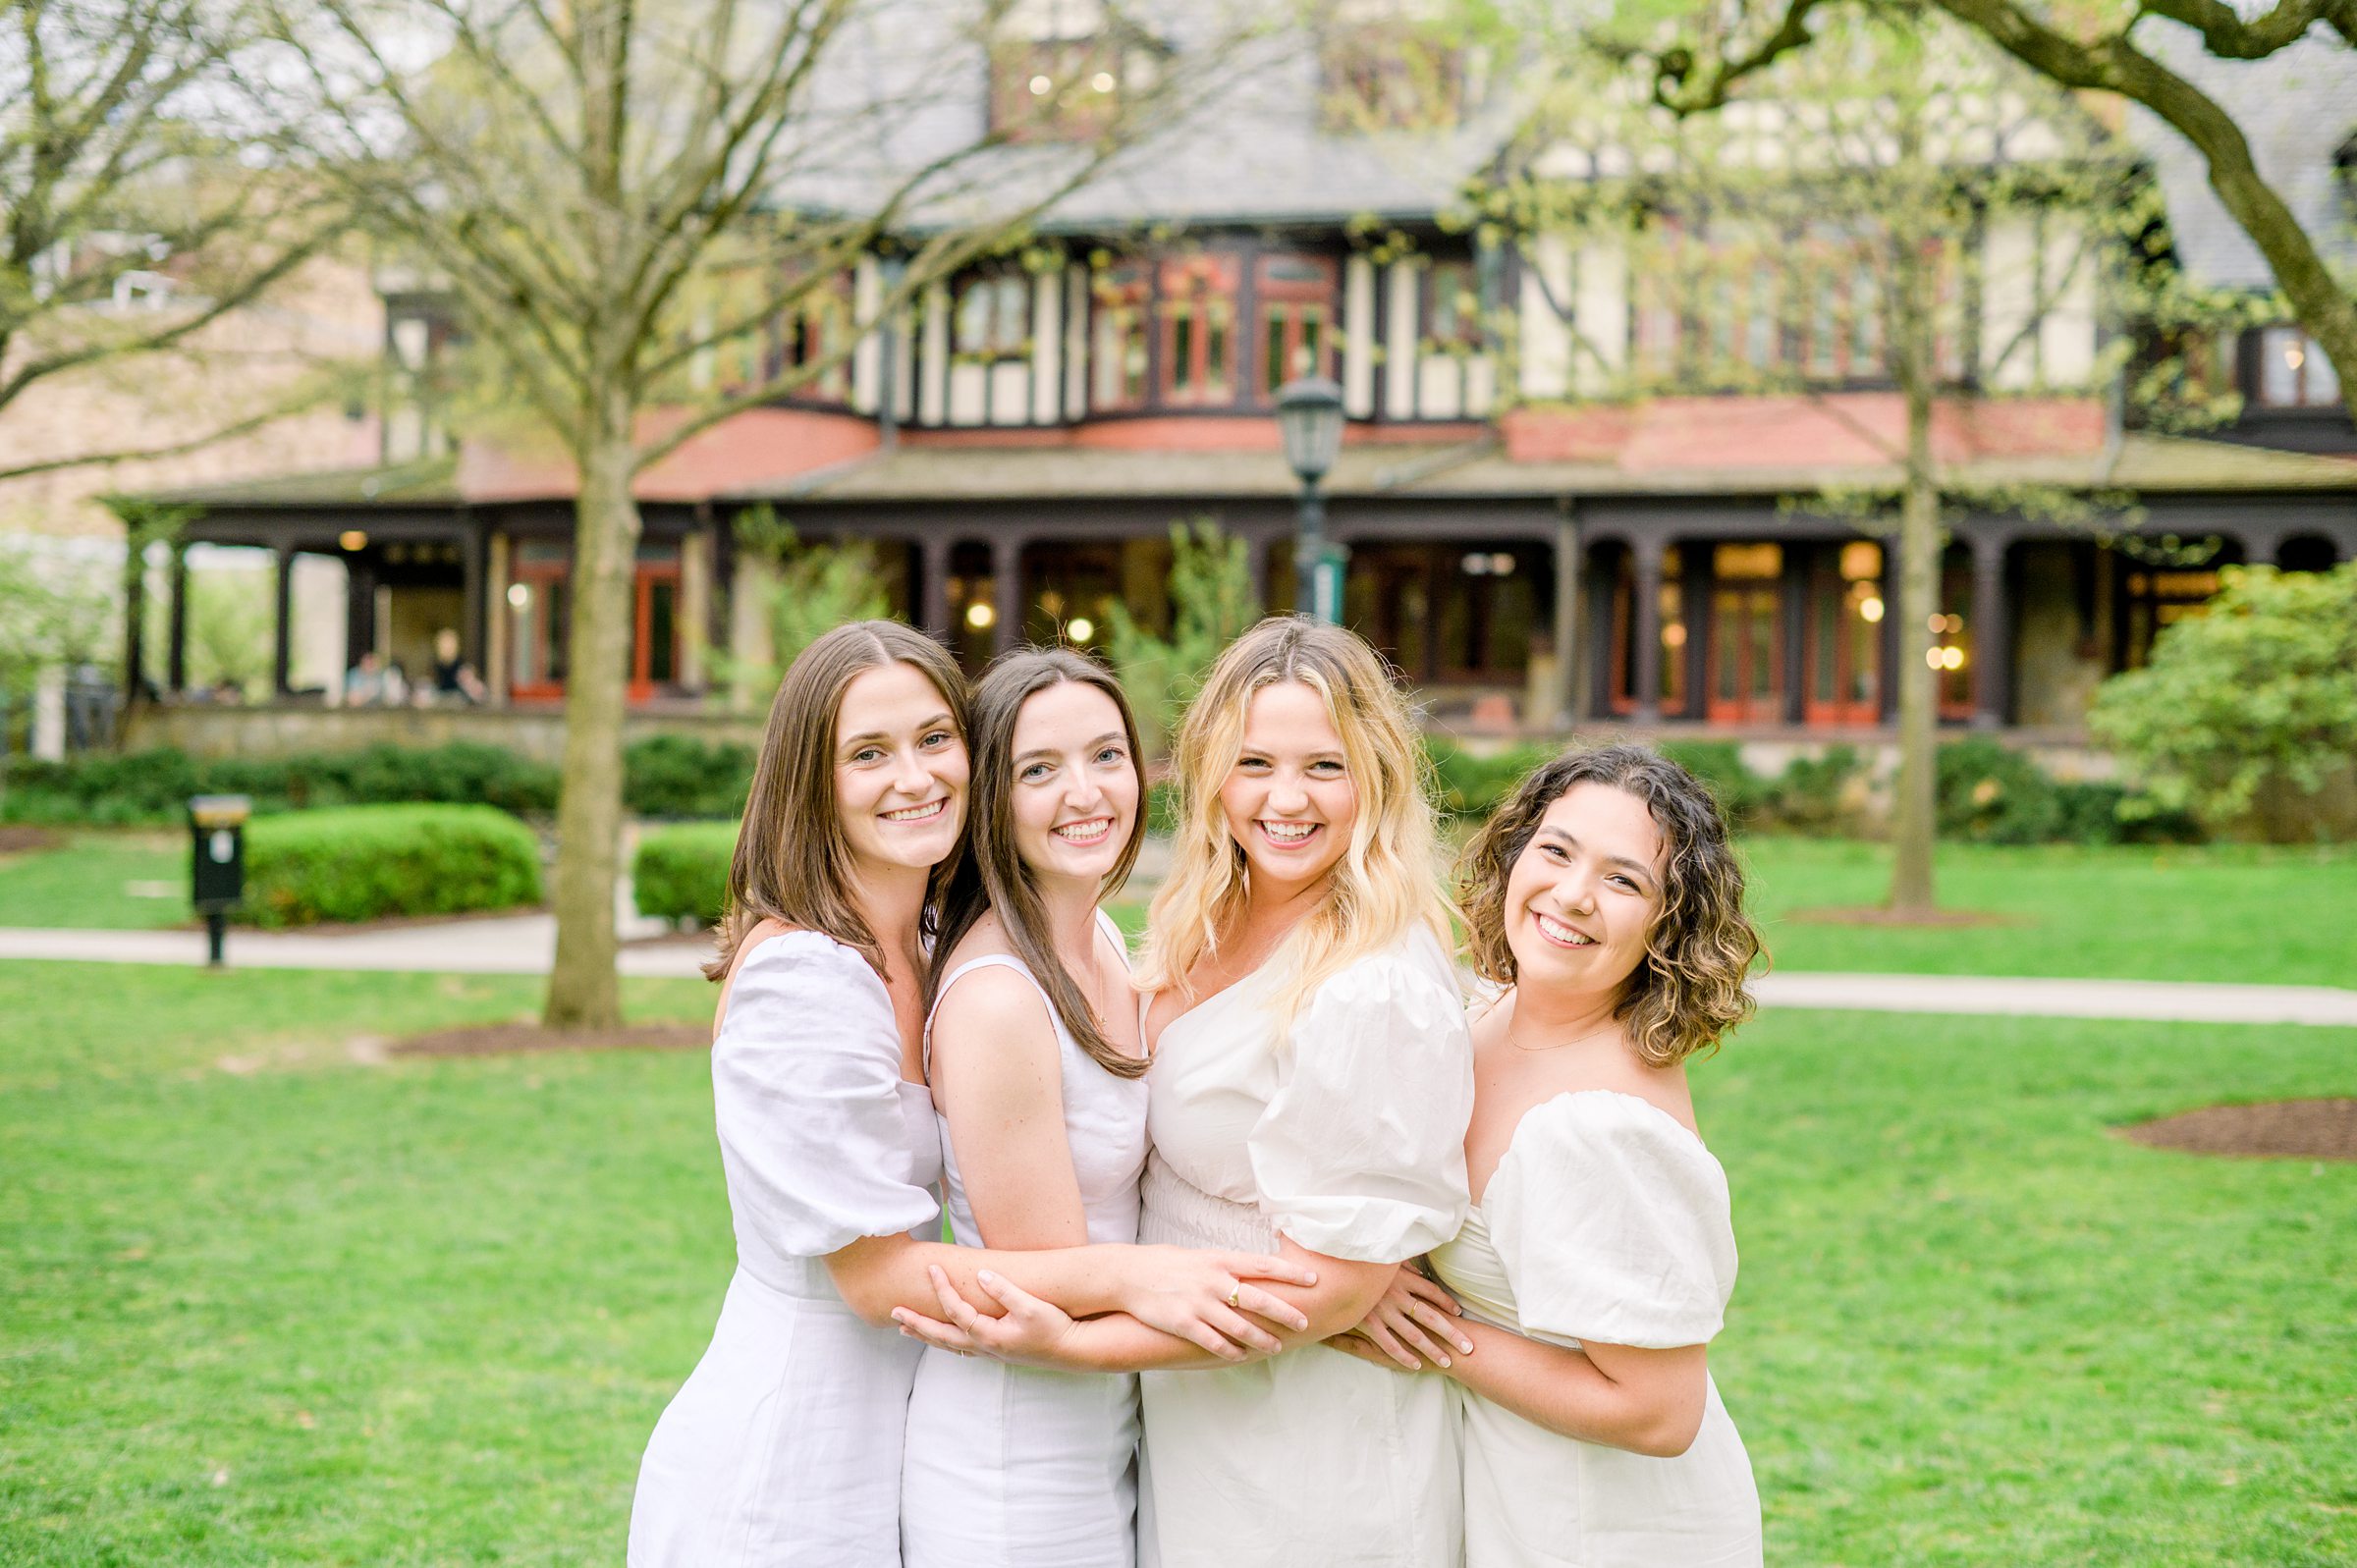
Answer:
[{"left": 1503, "top": 1016, "right": 1619, "bottom": 1054}]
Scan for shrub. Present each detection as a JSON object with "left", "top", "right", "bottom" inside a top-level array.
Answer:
[
  {"left": 2090, "top": 563, "right": 2357, "bottom": 840},
  {"left": 2, "top": 742, "right": 562, "bottom": 825},
  {"left": 1426, "top": 737, "right": 1553, "bottom": 819},
  {"left": 633, "top": 822, "right": 739, "bottom": 925},
  {"left": 1107, "top": 519, "right": 1261, "bottom": 758},
  {"left": 1936, "top": 735, "right": 2199, "bottom": 845},
  {"left": 1652, "top": 740, "right": 1777, "bottom": 828},
  {"left": 624, "top": 734, "right": 756, "bottom": 819},
  {"left": 239, "top": 804, "right": 543, "bottom": 928}
]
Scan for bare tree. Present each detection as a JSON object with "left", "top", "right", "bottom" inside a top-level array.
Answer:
[
  {"left": 1493, "top": 5, "right": 2190, "bottom": 911},
  {"left": 0, "top": 0, "right": 340, "bottom": 483},
  {"left": 246, "top": 0, "right": 1248, "bottom": 1028}
]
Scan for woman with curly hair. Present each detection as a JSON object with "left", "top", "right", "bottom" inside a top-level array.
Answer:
[{"left": 1330, "top": 742, "right": 1766, "bottom": 1568}]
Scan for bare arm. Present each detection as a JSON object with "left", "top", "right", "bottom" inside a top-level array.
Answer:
[
  {"left": 892, "top": 1233, "right": 1397, "bottom": 1373},
  {"left": 1332, "top": 1318, "right": 1709, "bottom": 1458},
  {"left": 927, "top": 966, "right": 1091, "bottom": 1250}
]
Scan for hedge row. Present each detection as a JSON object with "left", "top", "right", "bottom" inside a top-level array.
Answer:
[
  {"left": 0, "top": 735, "right": 757, "bottom": 826},
  {"left": 238, "top": 804, "right": 543, "bottom": 929},
  {"left": 1426, "top": 734, "right": 2200, "bottom": 845}
]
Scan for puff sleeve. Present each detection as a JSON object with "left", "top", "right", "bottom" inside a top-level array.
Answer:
[
  {"left": 710, "top": 932, "right": 942, "bottom": 1258},
  {"left": 1485, "top": 1092, "right": 1737, "bottom": 1350},
  {"left": 1246, "top": 928, "right": 1474, "bottom": 1263}
]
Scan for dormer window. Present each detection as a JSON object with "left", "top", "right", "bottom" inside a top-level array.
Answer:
[
  {"left": 1256, "top": 253, "right": 1338, "bottom": 400},
  {"left": 988, "top": 0, "right": 1154, "bottom": 143},
  {"left": 2254, "top": 326, "right": 2342, "bottom": 408},
  {"left": 1319, "top": 1, "right": 1467, "bottom": 133},
  {"left": 954, "top": 269, "right": 1032, "bottom": 361}
]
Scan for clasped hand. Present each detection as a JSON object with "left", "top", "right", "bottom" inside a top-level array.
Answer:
[
  {"left": 893, "top": 1246, "right": 1317, "bottom": 1368},
  {"left": 1322, "top": 1265, "right": 1473, "bottom": 1373}
]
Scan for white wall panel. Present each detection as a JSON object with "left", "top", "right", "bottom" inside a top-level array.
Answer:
[{"left": 1344, "top": 255, "right": 1377, "bottom": 416}]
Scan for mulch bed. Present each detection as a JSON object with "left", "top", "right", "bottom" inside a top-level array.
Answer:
[
  {"left": 2119, "top": 1099, "right": 2357, "bottom": 1161},
  {"left": 1782, "top": 905, "right": 2028, "bottom": 929},
  {"left": 385, "top": 1022, "right": 710, "bottom": 1058},
  {"left": 0, "top": 826, "right": 62, "bottom": 855}
]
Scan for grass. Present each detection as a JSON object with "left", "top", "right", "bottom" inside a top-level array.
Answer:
[
  {"left": 0, "top": 833, "right": 192, "bottom": 930},
  {"left": 1742, "top": 838, "right": 2357, "bottom": 988},
  {"left": 2, "top": 961, "right": 2351, "bottom": 1563}
]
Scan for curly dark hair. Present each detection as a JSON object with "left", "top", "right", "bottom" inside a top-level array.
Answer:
[{"left": 1454, "top": 743, "right": 1763, "bottom": 1068}]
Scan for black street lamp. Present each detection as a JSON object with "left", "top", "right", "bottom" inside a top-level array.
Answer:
[{"left": 1275, "top": 375, "right": 1346, "bottom": 622}]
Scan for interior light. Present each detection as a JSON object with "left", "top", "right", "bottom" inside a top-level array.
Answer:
[
  {"left": 1091, "top": 71, "right": 1115, "bottom": 92},
  {"left": 506, "top": 582, "right": 530, "bottom": 609},
  {"left": 1029, "top": 74, "right": 1052, "bottom": 96},
  {"left": 1067, "top": 617, "right": 1095, "bottom": 642},
  {"left": 965, "top": 601, "right": 996, "bottom": 630},
  {"left": 1859, "top": 595, "right": 1886, "bottom": 623},
  {"left": 1461, "top": 552, "right": 1490, "bottom": 575},
  {"left": 1944, "top": 646, "right": 1968, "bottom": 670},
  {"left": 1663, "top": 622, "right": 1688, "bottom": 648},
  {"left": 339, "top": 530, "right": 367, "bottom": 551},
  {"left": 1925, "top": 647, "right": 1945, "bottom": 670},
  {"left": 1489, "top": 553, "right": 1515, "bottom": 575},
  {"left": 2286, "top": 346, "right": 2305, "bottom": 369}
]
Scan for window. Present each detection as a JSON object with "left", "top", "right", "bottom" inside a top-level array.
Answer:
[
  {"left": 772, "top": 270, "right": 853, "bottom": 403},
  {"left": 954, "top": 270, "right": 1032, "bottom": 360},
  {"left": 1257, "top": 253, "right": 1339, "bottom": 399},
  {"left": 1090, "top": 261, "right": 1151, "bottom": 410},
  {"left": 2255, "top": 327, "right": 2342, "bottom": 408},
  {"left": 1319, "top": 19, "right": 1465, "bottom": 132},
  {"left": 989, "top": 32, "right": 1134, "bottom": 142},
  {"left": 1159, "top": 253, "right": 1237, "bottom": 406},
  {"left": 1426, "top": 259, "right": 1483, "bottom": 351}
]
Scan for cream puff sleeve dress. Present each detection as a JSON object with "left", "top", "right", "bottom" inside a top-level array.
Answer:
[
  {"left": 628, "top": 931, "right": 945, "bottom": 1568},
  {"left": 1426, "top": 1090, "right": 1764, "bottom": 1568},
  {"left": 1133, "top": 923, "right": 1474, "bottom": 1568}
]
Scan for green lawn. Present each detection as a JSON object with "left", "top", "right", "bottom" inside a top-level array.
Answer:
[
  {"left": 0, "top": 833, "right": 191, "bottom": 930},
  {"left": 1742, "top": 838, "right": 2356, "bottom": 988},
  {"left": 3, "top": 960, "right": 2350, "bottom": 1564}
]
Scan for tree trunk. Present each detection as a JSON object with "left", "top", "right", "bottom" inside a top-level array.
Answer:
[
  {"left": 543, "top": 386, "right": 640, "bottom": 1030},
  {"left": 1887, "top": 135, "right": 1941, "bottom": 916}
]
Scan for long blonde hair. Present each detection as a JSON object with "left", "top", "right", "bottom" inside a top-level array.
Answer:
[{"left": 1136, "top": 617, "right": 1449, "bottom": 1025}]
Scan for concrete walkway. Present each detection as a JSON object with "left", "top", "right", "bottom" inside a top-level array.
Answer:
[{"left": 2, "top": 918, "right": 2353, "bottom": 1026}]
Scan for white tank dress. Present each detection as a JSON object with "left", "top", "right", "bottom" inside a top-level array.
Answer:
[
  {"left": 1426, "top": 1090, "right": 1763, "bottom": 1568},
  {"left": 1134, "top": 924, "right": 1475, "bottom": 1568},
  {"left": 901, "top": 910, "right": 1152, "bottom": 1568},
  {"left": 628, "top": 931, "right": 946, "bottom": 1568}
]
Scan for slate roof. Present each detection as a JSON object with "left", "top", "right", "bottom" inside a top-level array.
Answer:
[{"left": 2124, "top": 27, "right": 2357, "bottom": 291}]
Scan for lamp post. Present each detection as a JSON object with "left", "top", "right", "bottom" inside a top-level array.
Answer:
[{"left": 1275, "top": 375, "right": 1346, "bottom": 622}]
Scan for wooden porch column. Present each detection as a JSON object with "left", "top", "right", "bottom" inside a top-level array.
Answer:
[
  {"left": 1781, "top": 543, "right": 1809, "bottom": 727},
  {"left": 166, "top": 546, "right": 190, "bottom": 697},
  {"left": 920, "top": 534, "right": 954, "bottom": 642},
  {"left": 271, "top": 544, "right": 296, "bottom": 698},
  {"left": 1631, "top": 535, "right": 1666, "bottom": 725},
  {"left": 1970, "top": 533, "right": 2010, "bottom": 730},
  {"left": 463, "top": 515, "right": 490, "bottom": 677},
  {"left": 991, "top": 535, "right": 1023, "bottom": 655},
  {"left": 122, "top": 536, "right": 148, "bottom": 706},
  {"left": 1553, "top": 512, "right": 1582, "bottom": 728},
  {"left": 1878, "top": 540, "right": 1901, "bottom": 725}
]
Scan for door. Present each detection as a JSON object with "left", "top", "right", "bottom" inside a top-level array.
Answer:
[{"left": 1705, "top": 543, "right": 1783, "bottom": 724}]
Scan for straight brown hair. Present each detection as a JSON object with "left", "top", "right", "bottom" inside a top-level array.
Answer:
[
  {"left": 707, "top": 620, "right": 971, "bottom": 983},
  {"left": 926, "top": 647, "right": 1148, "bottom": 1079}
]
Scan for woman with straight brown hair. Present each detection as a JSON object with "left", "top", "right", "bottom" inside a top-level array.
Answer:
[
  {"left": 629, "top": 623, "right": 1311, "bottom": 1568},
  {"left": 901, "top": 646, "right": 1153, "bottom": 1568}
]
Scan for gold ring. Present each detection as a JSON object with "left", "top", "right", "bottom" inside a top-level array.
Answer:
[{"left": 1225, "top": 1284, "right": 1241, "bottom": 1309}]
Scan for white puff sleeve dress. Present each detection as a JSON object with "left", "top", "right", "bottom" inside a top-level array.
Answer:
[
  {"left": 1134, "top": 924, "right": 1474, "bottom": 1568},
  {"left": 1426, "top": 1091, "right": 1763, "bottom": 1568},
  {"left": 628, "top": 931, "right": 945, "bottom": 1568}
]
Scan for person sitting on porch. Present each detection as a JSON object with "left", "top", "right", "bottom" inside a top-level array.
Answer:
[
  {"left": 430, "top": 628, "right": 488, "bottom": 706},
  {"left": 343, "top": 652, "right": 387, "bottom": 707}
]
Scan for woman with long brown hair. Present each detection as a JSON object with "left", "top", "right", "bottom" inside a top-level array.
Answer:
[
  {"left": 628, "top": 622, "right": 1312, "bottom": 1568},
  {"left": 901, "top": 647, "right": 1153, "bottom": 1568}
]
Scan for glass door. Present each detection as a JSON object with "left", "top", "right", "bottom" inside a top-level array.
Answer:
[
  {"left": 1706, "top": 543, "right": 1783, "bottom": 724},
  {"left": 1803, "top": 539, "right": 1885, "bottom": 727}
]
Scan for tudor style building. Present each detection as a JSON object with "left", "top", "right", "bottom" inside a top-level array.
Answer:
[{"left": 125, "top": 16, "right": 2356, "bottom": 750}]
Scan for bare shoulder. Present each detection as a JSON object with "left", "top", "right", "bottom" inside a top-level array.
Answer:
[{"left": 930, "top": 960, "right": 1057, "bottom": 1054}]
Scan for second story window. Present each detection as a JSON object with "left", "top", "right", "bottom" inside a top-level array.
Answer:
[
  {"left": 1257, "top": 253, "right": 1338, "bottom": 399},
  {"left": 1425, "top": 258, "right": 1482, "bottom": 352},
  {"left": 2255, "top": 326, "right": 2342, "bottom": 408},
  {"left": 1319, "top": 8, "right": 1467, "bottom": 133},
  {"left": 1091, "top": 260, "right": 1151, "bottom": 411},
  {"left": 776, "top": 271, "right": 853, "bottom": 403},
  {"left": 955, "top": 270, "right": 1031, "bottom": 362},
  {"left": 1159, "top": 253, "right": 1237, "bottom": 406}
]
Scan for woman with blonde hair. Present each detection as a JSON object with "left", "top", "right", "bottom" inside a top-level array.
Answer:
[
  {"left": 1331, "top": 742, "right": 1766, "bottom": 1566},
  {"left": 628, "top": 622, "right": 1313, "bottom": 1568},
  {"left": 896, "top": 617, "right": 1475, "bottom": 1567}
]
